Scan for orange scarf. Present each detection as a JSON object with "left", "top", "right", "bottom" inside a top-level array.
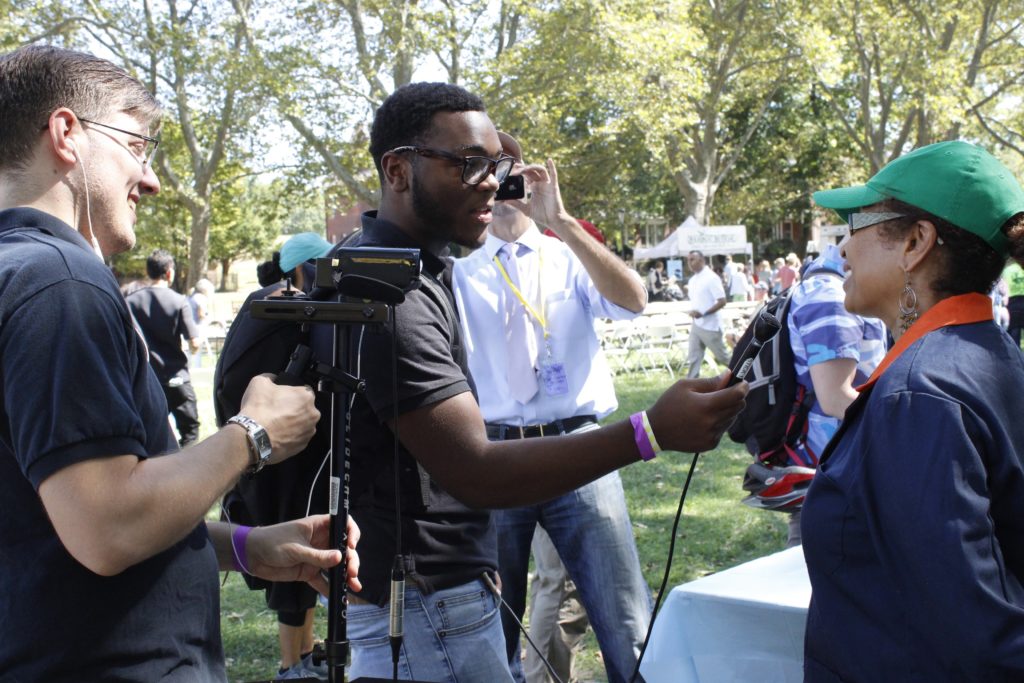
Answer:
[{"left": 857, "top": 293, "right": 994, "bottom": 391}]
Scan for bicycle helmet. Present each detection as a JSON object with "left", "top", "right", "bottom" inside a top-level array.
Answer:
[{"left": 741, "top": 462, "right": 815, "bottom": 512}]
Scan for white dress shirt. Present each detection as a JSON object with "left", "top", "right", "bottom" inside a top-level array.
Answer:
[{"left": 453, "top": 224, "right": 642, "bottom": 425}]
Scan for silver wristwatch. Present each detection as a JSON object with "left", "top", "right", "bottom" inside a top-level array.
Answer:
[{"left": 227, "top": 414, "right": 272, "bottom": 474}]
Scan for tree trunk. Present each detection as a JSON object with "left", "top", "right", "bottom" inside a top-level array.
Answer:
[
  {"left": 220, "top": 259, "right": 231, "bottom": 292},
  {"left": 186, "top": 203, "right": 212, "bottom": 291},
  {"left": 677, "top": 174, "right": 711, "bottom": 225}
]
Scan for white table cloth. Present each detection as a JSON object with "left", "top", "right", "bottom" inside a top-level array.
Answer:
[{"left": 639, "top": 545, "right": 810, "bottom": 683}]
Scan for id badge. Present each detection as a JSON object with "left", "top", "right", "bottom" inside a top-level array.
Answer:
[{"left": 540, "top": 361, "right": 569, "bottom": 396}]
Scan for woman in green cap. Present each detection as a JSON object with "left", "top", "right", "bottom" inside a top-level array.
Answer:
[{"left": 801, "top": 140, "right": 1024, "bottom": 681}]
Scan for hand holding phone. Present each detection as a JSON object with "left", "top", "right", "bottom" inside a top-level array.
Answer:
[{"left": 495, "top": 174, "right": 525, "bottom": 201}]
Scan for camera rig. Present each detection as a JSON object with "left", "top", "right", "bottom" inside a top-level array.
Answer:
[{"left": 248, "top": 246, "right": 422, "bottom": 683}]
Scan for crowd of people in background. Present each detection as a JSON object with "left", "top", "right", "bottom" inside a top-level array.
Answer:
[{"left": 640, "top": 250, "right": 807, "bottom": 305}]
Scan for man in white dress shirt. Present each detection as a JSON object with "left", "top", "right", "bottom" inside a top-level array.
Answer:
[
  {"left": 685, "top": 250, "right": 732, "bottom": 378},
  {"left": 453, "top": 133, "right": 653, "bottom": 683}
]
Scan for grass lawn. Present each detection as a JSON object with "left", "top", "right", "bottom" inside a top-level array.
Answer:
[{"left": 198, "top": 362, "right": 788, "bottom": 683}]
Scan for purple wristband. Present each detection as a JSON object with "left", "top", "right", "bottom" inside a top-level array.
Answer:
[
  {"left": 231, "top": 525, "right": 253, "bottom": 574},
  {"left": 630, "top": 412, "right": 657, "bottom": 461}
]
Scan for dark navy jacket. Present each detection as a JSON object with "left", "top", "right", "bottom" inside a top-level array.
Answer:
[{"left": 803, "top": 298, "right": 1024, "bottom": 681}]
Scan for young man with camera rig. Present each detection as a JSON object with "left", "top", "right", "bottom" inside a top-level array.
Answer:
[
  {"left": 334, "top": 81, "right": 747, "bottom": 681},
  {"left": 452, "top": 132, "right": 652, "bottom": 683},
  {"left": 0, "top": 45, "right": 359, "bottom": 681}
]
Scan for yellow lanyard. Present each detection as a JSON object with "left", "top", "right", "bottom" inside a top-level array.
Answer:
[{"left": 493, "top": 246, "right": 549, "bottom": 344}]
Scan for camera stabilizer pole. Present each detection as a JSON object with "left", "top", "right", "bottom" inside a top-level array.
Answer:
[{"left": 249, "top": 294, "right": 388, "bottom": 683}]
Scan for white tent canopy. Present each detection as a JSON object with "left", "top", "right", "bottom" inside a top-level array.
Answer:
[{"left": 634, "top": 216, "right": 752, "bottom": 260}]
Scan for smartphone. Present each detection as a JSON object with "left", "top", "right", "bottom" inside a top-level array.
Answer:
[{"left": 495, "top": 174, "right": 525, "bottom": 201}]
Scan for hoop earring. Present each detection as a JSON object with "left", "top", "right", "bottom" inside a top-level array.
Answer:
[{"left": 898, "top": 272, "right": 919, "bottom": 334}]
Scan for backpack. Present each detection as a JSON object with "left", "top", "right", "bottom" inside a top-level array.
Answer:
[{"left": 726, "top": 286, "right": 816, "bottom": 469}]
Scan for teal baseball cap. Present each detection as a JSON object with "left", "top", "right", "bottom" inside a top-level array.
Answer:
[
  {"left": 279, "top": 232, "right": 333, "bottom": 273},
  {"left": 813, "top": 141, "right": 1024, "bottom": 256}
]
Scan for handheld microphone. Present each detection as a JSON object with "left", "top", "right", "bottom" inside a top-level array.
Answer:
[
  {"left": 727, "top": 308, "right": 782, "bottom": 387},
  {"left": 630, "top": 316, "right": 782, "bottom": 683}
]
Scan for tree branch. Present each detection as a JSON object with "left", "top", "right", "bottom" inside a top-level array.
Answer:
[
  {"left": 715, "top": 67, "right": 790, "bottom": 187},
  {"left": 341, "top": 0, "right": 390, "bottom": 101},
  {"left": 284, "top": 113, "right": 378, "bottom": 205},
  {"left": 210, "top": 164, "right": 305, "bottom": 191},
  {"left": 972, "top": 109, "right": 1024, "bottom": 158}
]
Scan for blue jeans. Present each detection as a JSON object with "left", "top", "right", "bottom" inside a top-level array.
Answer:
[
  {"left": 347, "top": 577, "right": 514, "bottom": 682},
  {"left": 497, "top": 463, "right": 652, "bottom": 683}
]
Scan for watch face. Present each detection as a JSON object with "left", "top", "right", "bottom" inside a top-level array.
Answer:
[
  {"left": 230, "top": 416, "right": 273, "bottom": 472},
  {"left": 253, "top": 428, "right": 272, "bottom": 459}
]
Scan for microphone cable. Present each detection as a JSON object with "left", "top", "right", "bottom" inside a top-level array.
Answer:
[
  {"left": 482, "top": 573, "right": 566, "bottom": 683},
  {"left": 627, "top": 309, "right": 780, "bottom": 683},
  {"left": 628, "top": 451, "right": 700, "bottom": 683}
]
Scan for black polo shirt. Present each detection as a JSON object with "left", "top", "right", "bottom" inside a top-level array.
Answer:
[
  {"left": 327, "top": 211, "right": 495, "bottom": 605},
  {"left": 126, "top": 284, "right": 199, "bottom": 383},
  {"left": 0, "top": 208, "right": 223, "bottom": 681}
]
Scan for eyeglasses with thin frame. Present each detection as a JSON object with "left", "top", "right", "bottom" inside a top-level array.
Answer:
[
  {"left": 389, "top": 146, "right": 515, "bottom": 186},
  {"left": 77, "top": 117, "right": 161, "bottom": 169}
]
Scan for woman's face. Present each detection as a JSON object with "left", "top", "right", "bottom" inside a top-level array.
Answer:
[{"left": 839, "top": 205, "right": 906, "bottom": 325}]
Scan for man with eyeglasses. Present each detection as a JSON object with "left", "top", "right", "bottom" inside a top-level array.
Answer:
[
  {"left": 330, "top": 82, "right": 747, "bottom": 682},
  {"left": 452, "top": 132, "right": 652, "bottom": 683},
  {"left": 0, "top": 45, "right": 360, "bottom": 682}
]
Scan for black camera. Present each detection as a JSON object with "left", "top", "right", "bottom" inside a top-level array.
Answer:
[
  {"left": 495, "top": 173, "right": 525, "bottom": 201},
  {"left": 314, "top": 247, "right": 421, "bottom": 302}
]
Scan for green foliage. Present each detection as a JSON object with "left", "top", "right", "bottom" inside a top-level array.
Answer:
[
  {"left": 8, "top": 0, "right": 1024, "bottom": 271},
  {"left": 713, "top": 83, "right": 871, "bottom": 250},
  {"left": 799, "top": 0, "right": 1024, "bottom": 170},
  {"left": 0, "top": 2, "right": 82, "bottom": 50},
  {"left": 478, "top": 0, "right": 811, "bottom": 230},
  {"left": 206, "top": 176, "right": 283, "bottom": 266},
  {"left": 112, "top": 121, "right": 284, "bottom": 284},
  {"left": 113, "top": 184, "right": 192, "bottom": 282},
  {"left": 476, "top": 1, "right": 688, "bottom": 239}
]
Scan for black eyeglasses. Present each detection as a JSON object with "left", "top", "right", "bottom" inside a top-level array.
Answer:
[
  {"left": 389, "top": 146, "right": 515, "bottom": 185},
  {"left": 78, "top": 117, "right": 161, "bottom": 169}
]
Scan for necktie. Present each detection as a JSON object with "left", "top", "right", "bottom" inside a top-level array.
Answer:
[{"left": 503, "top": 243, "right": 539, "bottom": 403}]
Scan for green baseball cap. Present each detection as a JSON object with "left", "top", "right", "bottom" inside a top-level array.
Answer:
[{"left": 813, "top": 140, "right": 1024, "bottom": 256}]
